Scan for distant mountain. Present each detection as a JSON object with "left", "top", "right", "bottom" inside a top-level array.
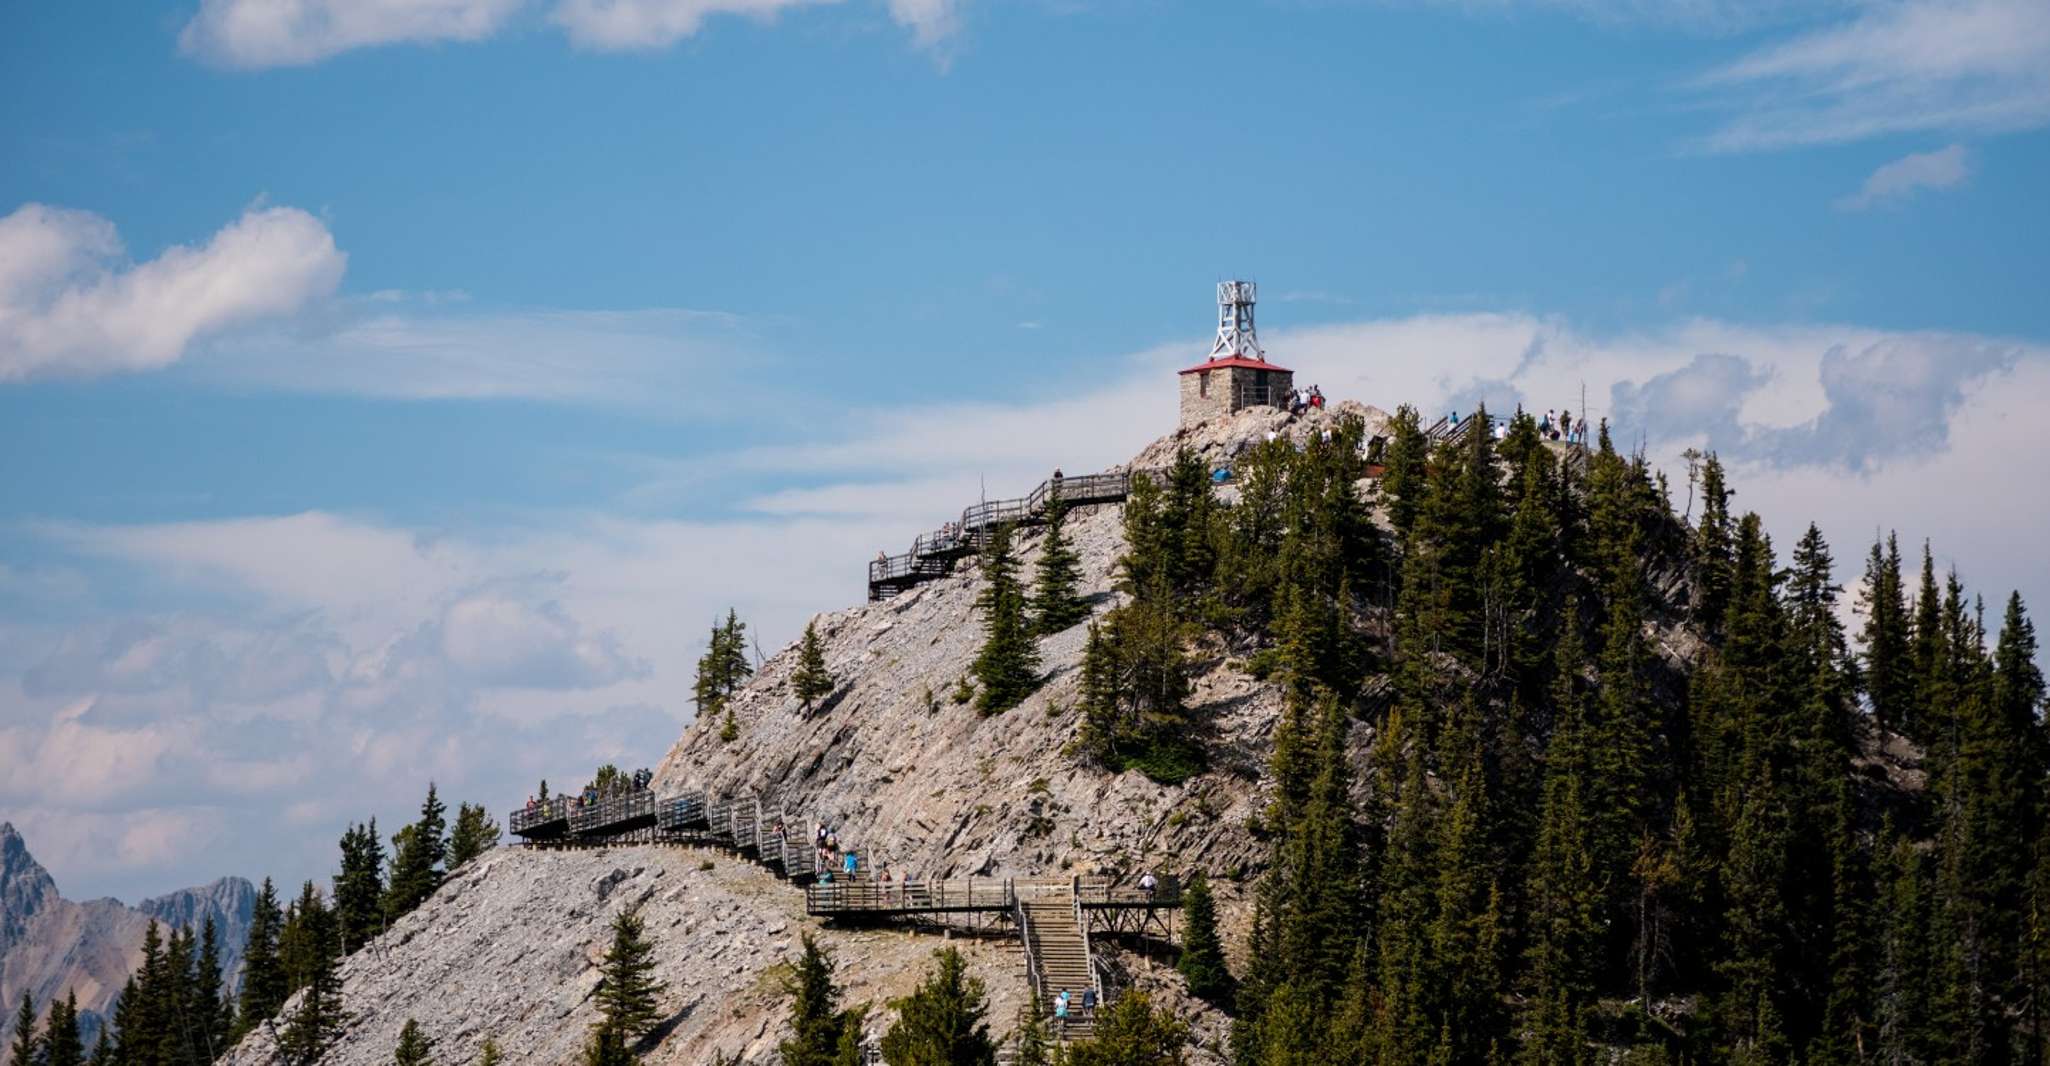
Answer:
[{"left": 0, "top": 822, "right": 254, "bottom": 1047}]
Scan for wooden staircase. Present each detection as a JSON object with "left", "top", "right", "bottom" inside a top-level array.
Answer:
[{"left": 1021, "top": 897, "right": 1098, "bottom": 1041}]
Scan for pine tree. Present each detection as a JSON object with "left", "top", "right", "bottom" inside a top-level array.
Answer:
[
  {"left": 446, "top": 803, "right": 501, "bottom": 870},
  {"left": 1176, "top": 872, "right": 1234, "bottom": 1006},
  {"left": 85, "top": 1030, "right": 109, "bottom": 1066},
  {"left": 1030, "top": 499, "right": 1089, "bottom": 636},
  {"left": 383, "top": 783, "right": 449, "bottom": 920},
  {"left": 393, "top": 1019, "right": 436, "bottom": 1066},
  {"left": 276, "top": 884, "right": 346, "bottom": 1066},
  {"left": 780, "top": 934, "right": 858, "bottom": 1066},
  {"left": 10, "top": 993, "right": 37, "bottom": 1066},
  {"left": 475, "top": 1038, "right": 504, "bottom": 1066},
  {"left": 578, "top": 1028, "right": 633, "bottom": 1066},
  {"left": 1380, "top": 405, "right": 1429, "bottom": 540},
  {"left": 1690, "top": 453, "right": 1734, "bottom": 632},
  {"left": 1011, "top": 993, "right": 1052, "bottom": 1066},
  {"left": 42, "top": 992, "right": 80, "bottom": 1066},
  {"left": 879, "top": 947, "right": 996, "bottom": 1066},
  {"left": 692, "top": 610, "right": 755, "bottom": 721},
  {"left": 237, "top": 878, "right": 287, "bottom": 1037},
  {"left": 594, "top": 910, "right": 665, "bottom": 1043},
  {"left": 194, "top": 917, "right": 231, "bottom": 1061},
  {"left": 335, "top": 819, "right": 386, "bottom": 954},
  {"left": 971, "top": 524, "right": 1042, "bottom": 715},
  {"left": 1064, "top": 991, "right": 1188, "bottom": 1066},
  {"left": 793, "top": 620, "right": 837, "bottom": 713},
  {"left": 1859, "top": 533, "right": 1913, "bottom": 736}
]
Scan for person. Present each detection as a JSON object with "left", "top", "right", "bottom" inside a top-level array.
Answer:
[
  {"left": 876, "top": 549, "right": 888, "bottom": 564},
  {"left": 817, "top": 823, "right": 829, "bottom": 849},
  {"left": 1055, "top": 990, "right": 1070, "bottom": 1028},
  {"left": 1082, "top": 988, "right": 1098, "bottom": 1012},
  {"left": 1559, "top": 410, "right": 1572, "bottom": 440},
  {"left": 843, "top": 849, "right": 858, "bottom": 878},
  {"left": 1310, "top": 384, "right": 1325, "bottom": 409},
  {"left": 1494, "top": 420, "right": 1508, "bottom": 441},
  {"left": 1139, "top": 871, "right": 1158, "bottom": 898}
]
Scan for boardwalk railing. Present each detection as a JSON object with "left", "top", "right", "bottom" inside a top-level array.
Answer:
[{"left": 868, "top": 470, "right": 1139, "bottom": 600}]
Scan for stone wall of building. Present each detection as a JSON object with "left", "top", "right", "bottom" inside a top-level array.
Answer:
[{"left": 1180, "top": 369, "right": 1233, "bottom": 426}]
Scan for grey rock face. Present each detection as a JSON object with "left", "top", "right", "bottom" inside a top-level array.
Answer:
[{"left": 0, "top": 825, "right": 255, "bottom": 1048}]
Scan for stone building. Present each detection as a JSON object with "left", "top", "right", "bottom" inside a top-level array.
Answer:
[{"left": 1179, "top": 279, "right": 1293, "bottom": 428}]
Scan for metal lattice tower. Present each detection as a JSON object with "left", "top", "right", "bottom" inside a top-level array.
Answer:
[{"left": 1210, "top": 280, "right": 1264, "bottom": 361}]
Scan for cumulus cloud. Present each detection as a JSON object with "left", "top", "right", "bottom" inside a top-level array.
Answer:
[
  {"left": 1691, "top": 0, "right": 2050, "bottom": 150},
  {"left": 180, "top": 0, "right": 524, "bottom": 69},
  {"left": 0, "top": 203, "right": 345, "bottom": 382},
  {"left": 1836, "top": 145, "right": 1972, "bottom": 210}
]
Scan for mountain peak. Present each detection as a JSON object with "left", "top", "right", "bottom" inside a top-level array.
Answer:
[{"left": 1, "top": 821, "right": 58, "bottom": 958}]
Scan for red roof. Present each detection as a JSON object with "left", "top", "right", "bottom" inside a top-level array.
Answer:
[{"left": 1178, "top": 356, "right": 1294, "bottom": 375}]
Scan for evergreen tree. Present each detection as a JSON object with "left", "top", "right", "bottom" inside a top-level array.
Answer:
[
  {"left": 476, "top": 1038, "right": 503, "bottom": 1066},
  {"left": 578, "top": 1028, "right": 633, "bottom": 1066},
  {"left": 1011, "top": 993, "right": 1052, "bottom": 1066},
  {"left": 85, "top": 1030, "right": 109, "bottom": 1066},
  {"left": 383, "top": 783, "right": 449, "bottom": 920},
  {"left": 276, "top": 883, "right": 346, "bottom": 1066},
  {"left": 10, "top": 993, "right": 37, "bottom": 1066},
  {"left": 393, "top": 1019, "right": 436, "bottom": 1066},
  {"left": 446, "top": 803, "right": 501, "bottom": 870},
  {"left": 1064, "top": 991, "right": 1188, "bottom": 1066},
  {"left": 1176, "top": 872, "right": 1234, "bottom": 1006},
  {"left": 335, "top": 819, "right": 386, "bottom": 954},
  {"left": 42, "top": 992, "right": 80, "bottom": 1066},
  {"left": 1030, "top": 499, "right": 1089, "bottom": 636},
  {"left": 971, "top": 524, "right": 1042, "bottom": 715},
  {"left": 1520, "top": 619, "right": 1600, "bottom": 1066},
  {"left": 237, "top": 878, "right": 287, "bottom": 1038},
  {"left": 1859, "top": 534, "right": 1913, "bottom": 735},
  {"left": 792, "top": 619, "right": 837, "bottom": 713},
  {"left": 781, "top": 935, "right": 860, "bottom": 1066},
  {"left": 593, "top": 910, "right": 665, "bottom": 1043},
  {"left": 692, "top": 610, "right": 755, "bottom": 720},
  {"left": 879, "top": 947, "right": 996, "bottom": 1066},
  {"left": 193, "top": 917, "right": 231, "bottom": 1063},
  {"left": 1690, "top": 453, "right": 1734, "bottom": 632},
  {"left": 1380, "top": 405, "right": 1429, "bottom": 540}
]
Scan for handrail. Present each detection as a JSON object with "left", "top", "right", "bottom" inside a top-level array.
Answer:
[
  {"left": 1072, "top": 875, "right": 1104, "bottom": 1008},
  {"left": 1015, "top": 887, "right": 1045, "bottom": 1009}
]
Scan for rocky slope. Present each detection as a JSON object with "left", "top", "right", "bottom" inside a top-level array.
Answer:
[
  {"left": 219, "top": 843, "right": 1222, "bottom": 1066},
  {"left": 0, "top": 823, "right": 255, "bottom": 1045},
  {"left": 214, "top": 405, "right": 1368, "bottom": 1064}
]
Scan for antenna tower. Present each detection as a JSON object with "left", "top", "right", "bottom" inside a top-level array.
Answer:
[{"left": 1210, "top": 280, "right": 1264, "bottom": 361}]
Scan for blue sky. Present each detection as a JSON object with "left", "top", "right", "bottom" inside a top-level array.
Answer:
[{"left": 2, "top": 0, "right": 2048, "bottom": 901}]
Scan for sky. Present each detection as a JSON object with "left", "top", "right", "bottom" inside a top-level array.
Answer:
[{"left": 2, "top": 0, "right": 2048, "bottom": 902}]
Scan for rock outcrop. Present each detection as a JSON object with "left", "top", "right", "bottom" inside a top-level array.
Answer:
[{"left": 0, "top": 823, "right": 255, "bottom": 1046}]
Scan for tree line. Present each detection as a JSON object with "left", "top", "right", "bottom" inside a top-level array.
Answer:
[
  {"left": 1067, "top": 407, "right": 2048, "bottom": 1063},
  {"left": 9, "top": 783, "right": 499, "bottom": 1066}
]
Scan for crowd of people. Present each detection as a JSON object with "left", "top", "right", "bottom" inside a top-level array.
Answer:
[
  {"left": 1287, "top": 384, "right": 1326, "bottom": 415},
  {"left": 1539, "top": 408, "right": 1587, "bottom": 444},
  {"left": 521, "top": 768, "right": 655, "bottom": 815}
]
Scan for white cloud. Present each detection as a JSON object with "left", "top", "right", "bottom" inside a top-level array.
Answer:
[
  {"left": 1692, "top": 0, "right": 2050, "bottom": 150},
  {"left": 180, "top": 0, "right": 525, "bottom": 69},
  {"left": 1836, "top": 144, "right": 1973, "bottom": 210},
  {"left": 549, "top": 0, "right": 960, "bottom": 49},
  {"left": 192, "top": 305, "right": 768, "bottom": 410},
  {"left": 0, "top": 203, "right": 345, "bottom": 382}
]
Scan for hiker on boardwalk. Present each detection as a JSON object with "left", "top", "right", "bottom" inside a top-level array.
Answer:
[
  {"left": 1055, "top": 990, "right": 1071, "bottom": 1031},
  {"left": 1082, "top": 988, "right": 1098, "bottom": 1012},
  {"left": 843, "top": 849, "right": 858, "bottom": 878},
  {"left": 1139, "top": 871, "right": 1158, "bottom": 899}
]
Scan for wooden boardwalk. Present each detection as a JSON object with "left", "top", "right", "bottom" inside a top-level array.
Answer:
[
  {"left": 510, "top": 788, "right": 1181, "bottom": 1041},
  {"left": 868, "top": 470, "right": 1136, "bottom": 601}
]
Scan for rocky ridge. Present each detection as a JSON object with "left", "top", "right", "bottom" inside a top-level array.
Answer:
[{"left": 0, "top": 823, "right": 255, "bottom": 1046}]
